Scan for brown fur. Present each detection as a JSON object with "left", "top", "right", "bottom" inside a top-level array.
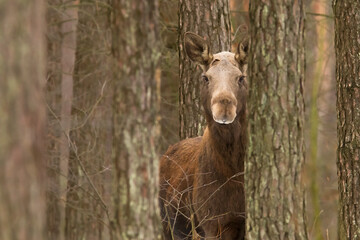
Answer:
[{"left": 159, "top": 32, "right": 248, "bottom": 240}]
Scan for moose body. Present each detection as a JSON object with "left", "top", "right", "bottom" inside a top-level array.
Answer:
[{"left": 159, "top": 33, "right": 248, "bottom": 240}]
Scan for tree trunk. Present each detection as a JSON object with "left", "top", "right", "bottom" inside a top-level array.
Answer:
[
  {"left": 333, "top": 0, "right": 360, "bottom": 238},
  {"left": 46, "top": 0, "right": 64, "bottom": 239},
  {"left": 58, "top": 1, "right": 79, "bottom": 239},
  {"left": 0, "top": 0, "right": 46, "bottom": 239},
  {"left": 178, "top": 0, "right": 232, "bottom": 139},
  {"left": 111, "top": 0, "right": 161, "bottom": 239},
  {"left": 246, "top": 0, "right": 308, "bottom": 239},
  {"left": 64, "top": 1, "right": 110, "bottom": 239},
  {"left": 60, "top": 6, "right": 78, "bottom": 238}
]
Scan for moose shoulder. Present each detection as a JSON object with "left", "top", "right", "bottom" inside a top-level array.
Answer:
[{"left": 159, "top": 32, "right": 248, "bottom": 240}]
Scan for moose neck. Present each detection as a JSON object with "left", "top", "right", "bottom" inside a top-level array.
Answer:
[{"left": 204, "top": 108, "right": 247, "bottom": 173}]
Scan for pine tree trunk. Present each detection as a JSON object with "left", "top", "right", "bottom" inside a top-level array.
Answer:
[
  {"left": 246, "top": 0, "right": 308, "bottom": 239},
  {"left": 0, "top": 0, "right": 46, "bottom": 239},
  {"left": 111, "top": 0, "right": 161, "bottom": 239},
  {"left": 333, "top": 0, "right": 360, "bottom": 238},
  {"left": 178, "top": 0, "right": 232, "bottom": 139}
]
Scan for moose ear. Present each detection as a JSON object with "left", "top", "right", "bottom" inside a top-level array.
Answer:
[
  {"left": 184, "top": 32, "right": 213, "bottom": 66},
  {"left": 235, "top": 37, "right": 249, "bottom": 65}
]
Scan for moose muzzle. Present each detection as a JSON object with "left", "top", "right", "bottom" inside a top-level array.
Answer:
[{"left": 210, "top": 92, "right": 237, "bottom": 124}]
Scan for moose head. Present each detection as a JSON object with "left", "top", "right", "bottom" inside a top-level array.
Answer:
[{"left": 184, "top": 32, "right": 249, "bottom": 125}]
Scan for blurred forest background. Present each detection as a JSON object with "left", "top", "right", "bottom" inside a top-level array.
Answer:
[{"left": 1, "top": 0, "right": 338, "bottom": 239}]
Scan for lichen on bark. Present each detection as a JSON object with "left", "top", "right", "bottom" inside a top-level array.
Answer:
[
  {"left": 246, "top": 0, "right": 308, "bottom": 239},
  {"left": 111, "top": 1, "right": 162, "bottom": 239}
]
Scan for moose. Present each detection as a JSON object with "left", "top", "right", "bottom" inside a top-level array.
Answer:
[{"left": 159, "top": 32, "right": 249, "bottom": 240}]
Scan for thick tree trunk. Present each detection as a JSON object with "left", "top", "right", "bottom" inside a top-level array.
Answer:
[
  {"left": 64, "top": 1, "right": 110, "bottom": 240},
  {"left": 333, "top": 1, "right": 360, "bottom": 238},
  {"left": 0, "top": 0, "right": 46, "bottom": 239},
  {"left": 178, "top": 0, "right": 232, "bottom": 139},
  {"left": 111, "top": 0, "right": 161, "bottom": 239},
  {"left": 246, "top": 0, "right": 308, "bottom": 239}
]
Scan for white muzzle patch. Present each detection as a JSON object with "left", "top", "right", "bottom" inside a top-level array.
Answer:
[{"left": 212, "top": 114, "right": 236, "bottom": 125}]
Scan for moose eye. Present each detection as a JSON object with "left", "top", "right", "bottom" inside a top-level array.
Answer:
[
  {"left": 202, "top": 75, "right": 209, "bottom": 84},
  {"left": 238, "top": 76, "right": 245, "bottom": 85}
]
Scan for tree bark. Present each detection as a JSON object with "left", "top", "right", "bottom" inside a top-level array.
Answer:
[
  {"left": 0, "top": 0, "right": 46, "bottom": 239},
  {"left": 178, "top": 0, "right": 232, "bottom": 139},
  {"left": 333, "top": 0, "right": 360, "bottom": 238},
  {"left": 246, "top": 0, "right": 308, "bottom": 239},
  {"left": 111, "top": 0, "right": 161, "bottom": 239},
  {"left": 60, "top": 7, "right": 78, "bottom": 236},
  {"left": 58, "top": 1, "right": 79, "bottom": 239},
  {"left": 45, "top": 0, "right": 64, "bottom": 239}
]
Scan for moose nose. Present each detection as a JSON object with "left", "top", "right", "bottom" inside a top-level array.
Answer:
[
  {"left": 220, "top": 98, "right": 232, "bottom": 105},
  {"left": 211, "top": 92, "right": 237, "bottom": 125},
  {"left": 212, "top": 94, "right": 236, "bottom": 107}
]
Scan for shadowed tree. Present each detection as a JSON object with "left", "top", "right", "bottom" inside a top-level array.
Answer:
[
  {"left": 246, "top": 0, "right": 308, "bottom": 239},
  {"left": 333, "top": 0, "right": 360, "bottom": 238},
  {"left": 111, "top": 0, "right": 162, "bottom": 239},
  {"left": 0, "top": 0, "right": 47, "bottom": 239},
  {"left": 178, "top": 0, "right": 232, "bottom": 139}
]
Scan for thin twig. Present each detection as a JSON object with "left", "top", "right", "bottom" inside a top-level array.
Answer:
[{"left": 46, "top": 97, "right": 111, "bottom": 223}]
